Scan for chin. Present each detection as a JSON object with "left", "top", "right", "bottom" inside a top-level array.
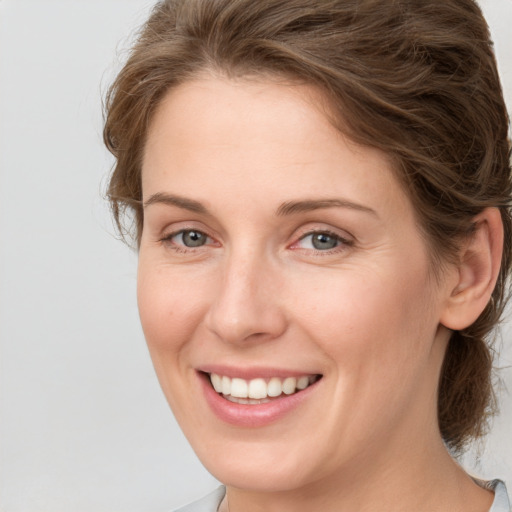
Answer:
[
  {"left": 206, "top": 458, "right": 314, "bottom": 493},
  {"left": 189, "top": 433, "right": 331, "bottom": 493}
]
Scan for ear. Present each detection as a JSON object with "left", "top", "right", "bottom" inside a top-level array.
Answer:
[{"left": 440, "top": 208, "right": 503, "bottom": 331}]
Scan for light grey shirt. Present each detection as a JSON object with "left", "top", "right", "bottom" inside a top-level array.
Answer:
[{"left": 173, "top": 480, "right": 511, "bottom": 512}]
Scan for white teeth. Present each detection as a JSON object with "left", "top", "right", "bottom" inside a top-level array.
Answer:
[
  {"left": 297, "top": 376, "right": 309, "bottom": 390},
  {"left": 282, "top": 377, "right": 297, "bottom": 395},
  {"left": 211, "top": 373, "right": 223, "bottom": 393},
  {"left": 248, "top": 378, "right": 267, "bottom": 399},
  {"left": 231, "top": 378, "right": 248, "bottom": 398},
  {"left": 209, "top": 373, "right": 318, "bottom": 401},
  {"left": 221, "top": 375, "right": 231, "bottom": 395},
  {"left": 267, "top": 377, "right": 282, "bottom": 397},
  {"left": 226, "top": 395, "right": 272, "bottom": 405}
]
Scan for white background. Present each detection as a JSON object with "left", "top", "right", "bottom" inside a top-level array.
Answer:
[{"left": 0, "top": 1, "right": 511, "bottom": 510}]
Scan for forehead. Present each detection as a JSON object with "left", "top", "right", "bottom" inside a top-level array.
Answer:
[
  {"left": 144, "top": 76, "right": 339, "bottom": 160},
  {"left": 142, "top": 76, "right": 411, "bottom": 222}
]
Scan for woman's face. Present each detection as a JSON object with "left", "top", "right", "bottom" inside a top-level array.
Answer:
[{"left": 138, "top": 77, "right": 455, "bottom": 492}]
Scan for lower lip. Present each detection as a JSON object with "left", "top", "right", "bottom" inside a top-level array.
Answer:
[{"left": 199, "top": 373, "right": 321, "bottom": 427}]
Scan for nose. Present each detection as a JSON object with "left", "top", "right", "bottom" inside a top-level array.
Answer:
[{"left": 204, "top": 250, "right": 287, "bottom": 345}]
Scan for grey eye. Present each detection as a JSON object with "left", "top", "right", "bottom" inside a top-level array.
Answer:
[
  {"left": 311, "top": 232, "right": 339, "bottom": 250},
  {"left": 180, "top": 230, "right": 208, "bottom": 247}
]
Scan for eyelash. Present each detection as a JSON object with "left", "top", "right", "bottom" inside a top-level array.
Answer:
[
  {"left": 160, "top": 228, "right": 353, "bottom": 256},
  {"left": 160, "top": 229, "right": 215, "bottom": 253},
  {"left": 293, "top": 229, "right": 353, "bottom": 254}
]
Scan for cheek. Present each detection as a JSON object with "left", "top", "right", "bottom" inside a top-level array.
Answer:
[
  {"left": 291, "top": 260, "right": 437, "bottom": 381},
  {"left": 286, "top": 264, "right": 440, "bottom": 453},
  {"left": 136, "top": 259, "right": 211, "bottom": 358},
  {"left": 136, "top": 258, "right": 218, "bottom": 424}
]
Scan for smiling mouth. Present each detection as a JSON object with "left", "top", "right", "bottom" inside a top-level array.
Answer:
[{"left": 208, "top": 373, "right": 322, "bottom": 404}]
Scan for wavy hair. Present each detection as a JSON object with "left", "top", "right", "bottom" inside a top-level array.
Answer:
[{"left": 104, "top": 0, "right": 512, "bottom": 452}]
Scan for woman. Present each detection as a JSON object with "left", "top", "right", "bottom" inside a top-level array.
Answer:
[{"left": 103, "top": 0, "right": 511, "bottom": 510}]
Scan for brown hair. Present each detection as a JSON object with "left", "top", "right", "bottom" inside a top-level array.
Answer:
[{"left": 104, "top": 0, "right": 512, "bottom": 453}]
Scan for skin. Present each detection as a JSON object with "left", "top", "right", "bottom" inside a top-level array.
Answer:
[{"left": 138, "top": 76, "right": 498, "bottom": 512}]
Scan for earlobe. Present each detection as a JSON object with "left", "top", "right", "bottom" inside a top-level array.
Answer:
[{"left": 440, "top": 208, "right": 503, "bottom": 331}]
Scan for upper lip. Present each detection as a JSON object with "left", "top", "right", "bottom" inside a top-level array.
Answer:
[{"left": 198, "top": 365, "right": 321, "bottom": 380}]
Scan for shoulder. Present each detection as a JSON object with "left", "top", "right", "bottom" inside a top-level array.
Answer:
[
  {"left": 170, "top": 481, "right": 511, "bottom": 512},
  {"left": 172, "top": 486, "right": 226, "bottom": 512},
  {"left": 486, "top": 480, "right": 511, "bottom": 512}
]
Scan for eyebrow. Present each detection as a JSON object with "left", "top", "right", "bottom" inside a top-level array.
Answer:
[
  {"left": 276, "top": 199, "right": 378, "bottom": 217},
  {"left": 144, "top": 192, "right": 378, "bottom": 218},
  {"left": 143, "top": 192, "right": 210, "bottom": 214}
]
